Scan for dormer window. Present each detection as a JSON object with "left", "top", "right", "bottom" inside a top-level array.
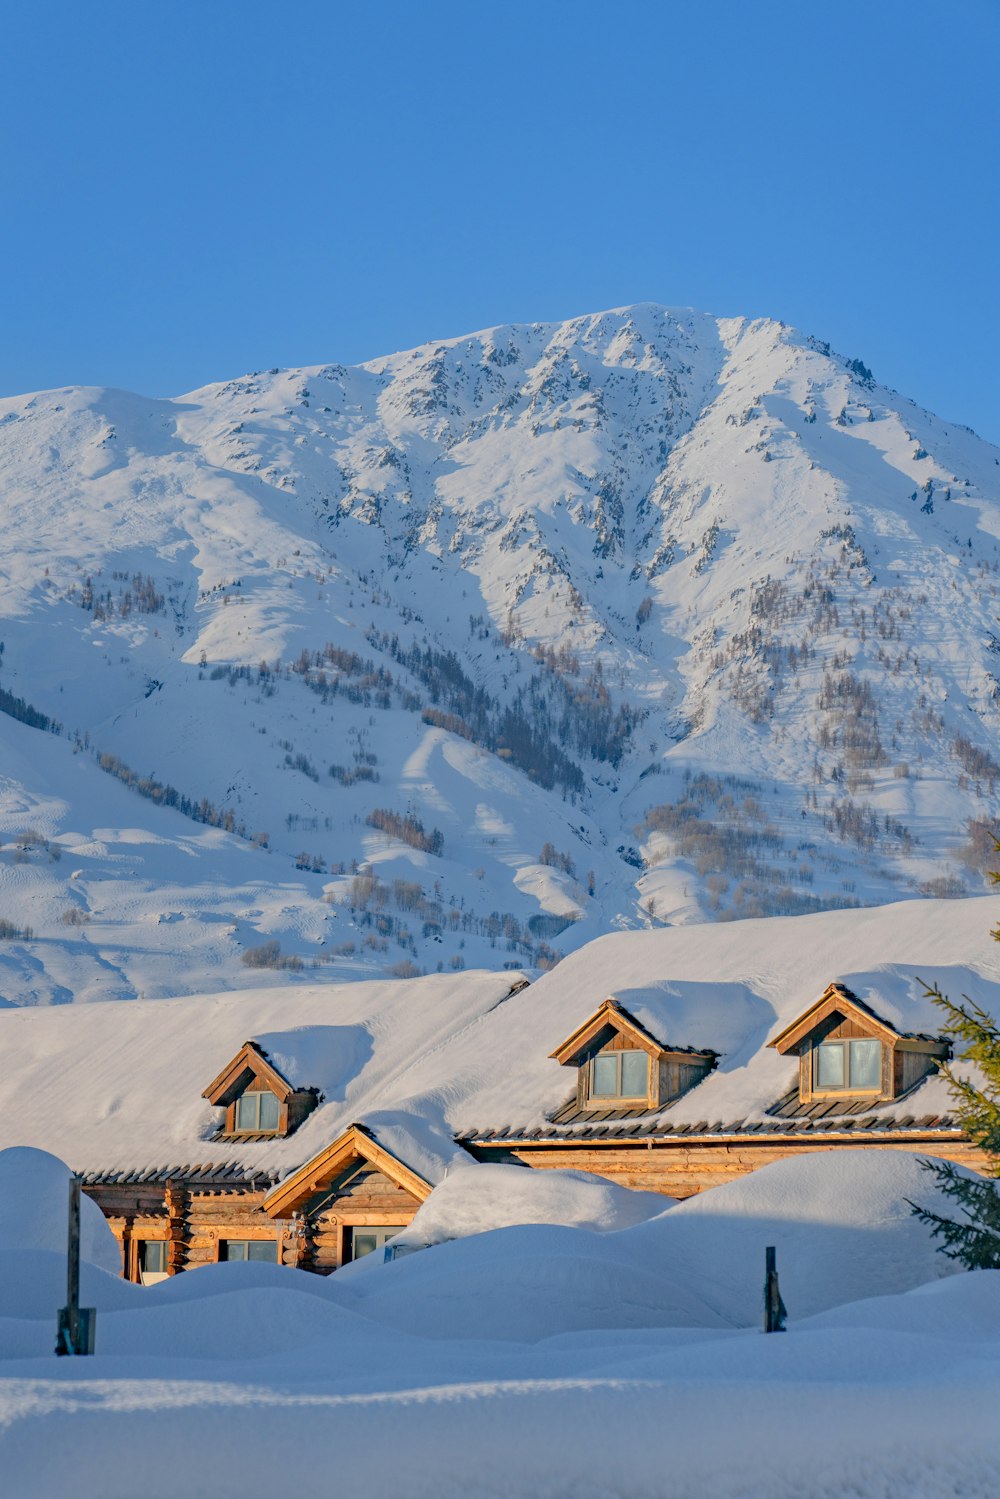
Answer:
[
  {"left": 591, "top": 1049, "right": 649, "bottom": 1100},
  {"left": 768, "top": 982, "right": 948, "bottom": 1109},
  {"left": 202, "top": 1040, "right": 319, "bottom": 1140},
  {"left": 549, "top": 997, "right": 716, "bottom": 1115},
  {"left": 235, "top": 1089, "right": 281, "bottom": 1133}
]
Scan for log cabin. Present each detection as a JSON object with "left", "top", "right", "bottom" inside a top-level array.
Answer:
[
  {"left": 457, "top": 985, "right": 981, "bottom": 1196},
  {"left": 0, "top": 911, "right": 995, "bottom": 1284}
]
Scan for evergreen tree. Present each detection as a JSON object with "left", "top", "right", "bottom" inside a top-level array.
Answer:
[{"left": 911, "top": 860, "right": 1000, "bottom": 1268}]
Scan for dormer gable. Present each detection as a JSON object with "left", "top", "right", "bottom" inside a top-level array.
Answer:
[
  {"left": 261, "top": 1123, "right": 431, "bottom": 1220},
  {"left": 768, "top": 982, "right": 948, "bottom": 1106},
  {"left": 550, "top": 997, "right": 716, "bottom": 1113},
  {"left": 202, "top": 1040, "right": 319, "bottom": 1139}
]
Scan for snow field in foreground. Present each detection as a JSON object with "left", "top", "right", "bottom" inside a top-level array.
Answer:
[{"left": 2, "top": 1145, "right": 1000, "bottom": 1496}]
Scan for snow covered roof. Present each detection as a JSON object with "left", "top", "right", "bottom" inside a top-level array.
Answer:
[
  {"left": 0, "top": 895, "right": 998, "bottom": 1188},
  {"left": 0, "top": 970, "right": 525, "bottom": 1187}
]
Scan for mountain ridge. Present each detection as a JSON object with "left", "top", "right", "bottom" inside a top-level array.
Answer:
[{"left": 0, "top": 303, "right": 998, "bottom": 1005}]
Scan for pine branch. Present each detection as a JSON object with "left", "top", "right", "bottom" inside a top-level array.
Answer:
[{"left": 911, "top": 913, "right": 1000, "bottom": 1268}]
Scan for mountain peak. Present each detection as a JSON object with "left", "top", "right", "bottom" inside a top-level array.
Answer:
[{"left": 0, "top": 307, "right": 997, "bottom": 1003}]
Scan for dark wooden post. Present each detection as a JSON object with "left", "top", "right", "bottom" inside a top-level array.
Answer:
[
  {"left": 763, "top": 1245, "right": 787, "bottom": 1334},
  {"left": 56, "top": 1176, "right": 96, "bottom": 1355},
  {"left": 164, "top": 1178, "right": 188, "bottom": 1275}
]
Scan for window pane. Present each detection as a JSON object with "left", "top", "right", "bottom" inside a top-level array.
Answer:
[
  {"left": 620, "top": 1050, "right": 648, "bottom": 1096},
  {"left": 592, "top": 1055, "right": 619, "bottom": 1097},
  {"left": 815, "top": 1042, "right": 845, "bottom": 1088},
  {"left": 258, "top": 1091, "right": 280, "bottom": 1130},
  {"left": 353, "top": 1231, "right": 378, "bottom": 1260},
  {"left": 236, "top": 1093, "right": 258, "bottom": 1130},
  {"left": 247, "top": 1240, "right": 278, "bottom": 1263},
  {"left": 141, "top": 1240, "right": 167, "bottom": 1274},
  {"left": 850, "top": 1039, "right": 882, "bottom": 1090},
  {"left": 223, "top": 1241, "right": 249, "bottom": 1261}
]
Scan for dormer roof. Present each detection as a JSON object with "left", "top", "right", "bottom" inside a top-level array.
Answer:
[
  {"left": 262, "top": 1123, "right": 431, "bottom": 1220},
  {"left": 767, "top": 982, "right": 939, "bottom": 1056},
  {"left": 549, "top": 996, "right": 716, "bottom": 1067},
  {"left": 201, "top": 1040, "right": 298, "bottom": 1106}
]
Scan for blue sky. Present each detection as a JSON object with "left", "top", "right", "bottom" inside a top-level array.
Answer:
[{"left": 2, "top": 1, "right": 998, "bottom": 439}]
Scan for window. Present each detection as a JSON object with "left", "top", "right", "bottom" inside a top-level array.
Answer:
[
  {"left": 351, "top": 1226, "right": 405, "bottom": 1261},
  {"left": 590, "top": 1049, "right": 649, "bottom": 1099},
  {"left": 137, "top": 1239, "right": 168, "bottom": 1285},
  {"left": 813, "top": 1037, "right": 882, "bottom": 1091},
  {"left": 235, "top": 1089, "right": 280, "bottom": 1132},
  {"left": 221, "top": 1239, "right": 278, "bottom": 1263}
]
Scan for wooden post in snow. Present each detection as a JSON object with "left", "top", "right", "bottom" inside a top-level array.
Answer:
[
  {"left": 56, "top": 1176, "right": 96, "bottom": 1355},
  {"left": 763, "top": 1245, "right": 787, "bottom": 1334}
]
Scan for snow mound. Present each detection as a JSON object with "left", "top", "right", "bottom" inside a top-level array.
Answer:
[
  {"left": 343, "top": 1148, "right": 974, "bottom": 1338},
  {"left": 0, "top": 1146, "right": 136, "bottom": 1322},
  {"left": 0, "top": 1146, "right": 998, "bottom": 1497},
  {"left": 618, "top": 1148, "right": 973, "bottom": 1323},
  {"left": 337, "top": 1221, "right": 728, "bottom": 1340},
  {"left": 393, "top": 1159, "right": 669, "bottom": 1248},
  {"left": 0, "top": 1146, "right": 121, "bottom": 1272}
]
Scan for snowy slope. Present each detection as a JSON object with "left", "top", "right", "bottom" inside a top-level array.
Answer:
[{"left": 1, "top": 305, "right": 999, "bottom": 1002}]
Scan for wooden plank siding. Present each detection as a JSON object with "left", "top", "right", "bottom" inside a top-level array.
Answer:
[{"left": 468, "top": 1135, "right": 988, "bottom": 1199}]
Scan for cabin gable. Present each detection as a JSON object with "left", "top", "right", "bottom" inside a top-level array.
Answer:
[
  {"left": 551, "top": 997, "right": 716, "bottom": 1114},
  {"left": 201, "top": 1040, "right": 319, "bottom": 1140},
  {"left": 260, "top": 1123, "right": 431, "bottom": 1273},
  {"left": 768, "top": 982, "right": 948, "bottom": 1107},
  {"left": 262, "top": 1123, "right": 431, "bottom": 1218}
]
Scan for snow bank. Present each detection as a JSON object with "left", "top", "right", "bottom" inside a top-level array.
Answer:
[
  {"left": 341, "top": 1149, "right": 969, "bottom": 1338},
  {"left": 0, "top": 1146, "right": 121, "bottom": 1273},
  {"left": 336, "top": 1220, "right": 729, "bottom": 1339},
  {"left": 0, "top": 1144, "right": 998, "bottom": 1498},
  {"left": 625, "top": 1147, "right": 968, "bottom": 1322},
  {"left": 0, "top": 1147, "right": 136, "bottom": 1324},
  {"left": 393, "top": 1158, "right": 669, "bottom": 1249}
]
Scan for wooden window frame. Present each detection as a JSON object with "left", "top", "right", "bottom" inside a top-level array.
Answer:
[
  {"left": 348, "top": 1225, "right": 408, "bottom": 1262},
  {"left": 234, "top": 1088, "right": 281, "bottom": 1134},
  {"left": 586, "top": 1048, "right": 650, "bottom": 1105},
  {"left": 127, "top": 1229, "right": 171, "bottom": 1284},
  {"left": 799, "top": 1031, "right": 893, "bottom": 1104},
  {"left": 216, "top": 1233, "right": 280, "bottom": 1265},
  {"left": 222, "top": 1089, "right": 289, "bottom": 1138},
  {"left": 811, "top": 1037, "right": 884, "bottom": 1096}
]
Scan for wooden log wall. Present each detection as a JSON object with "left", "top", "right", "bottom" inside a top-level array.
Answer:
[
  {"left": 474, "top": 1134, "right": 989, "bottom": 1198},
  {"left": 310, "top": 1166, "right": 421, "bottom": 1272},
  {"left": 84, "top": 1164, "right": 422, "bottom": 1279}
]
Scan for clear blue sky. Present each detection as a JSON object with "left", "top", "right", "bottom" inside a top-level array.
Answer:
[{"left": 2, "top": 1, "right": 998, "bottom": 440}]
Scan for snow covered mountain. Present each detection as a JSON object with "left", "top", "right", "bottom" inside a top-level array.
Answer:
[{"left": 1, "top": 303, "right": 999, "bottom": 1004}]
